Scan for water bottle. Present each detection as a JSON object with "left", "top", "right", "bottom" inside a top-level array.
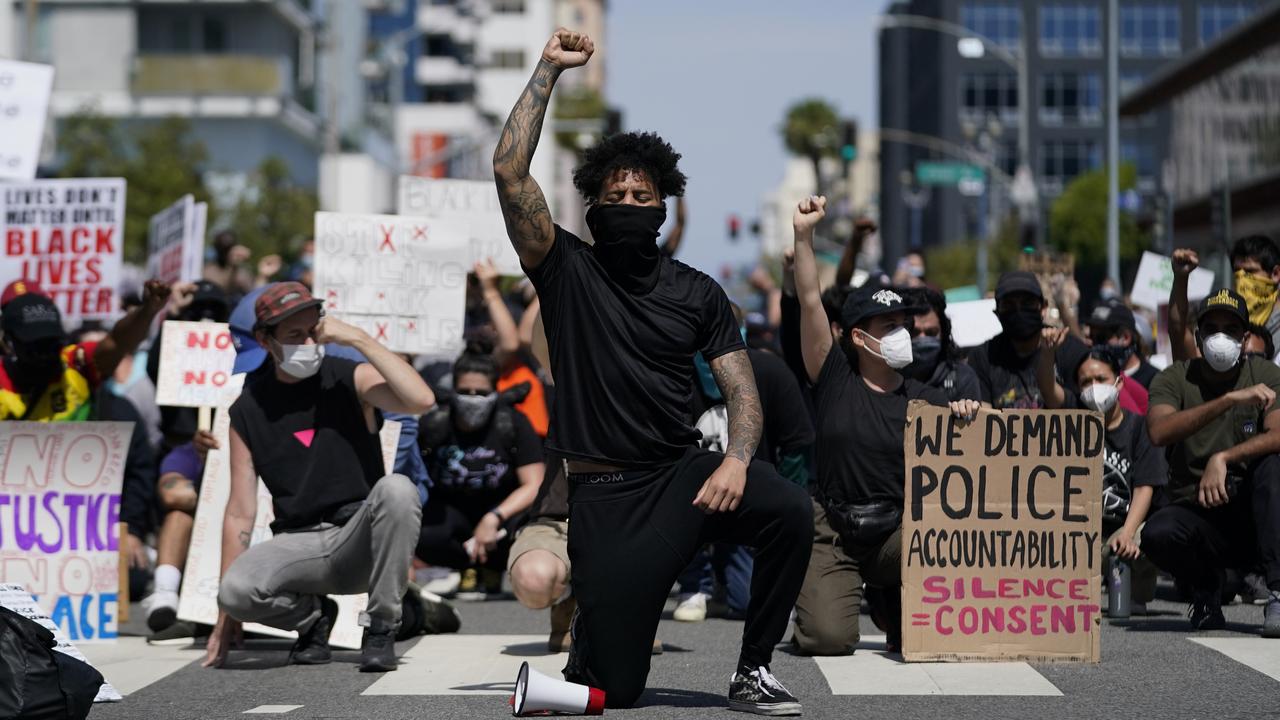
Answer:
[{"left": 1109, "top": 557, "right": 1132, "bottom": 619}]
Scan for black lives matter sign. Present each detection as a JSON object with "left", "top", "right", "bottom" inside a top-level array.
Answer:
[{"left": 902, "top": 402, "right": 1103, "bottom": 662}]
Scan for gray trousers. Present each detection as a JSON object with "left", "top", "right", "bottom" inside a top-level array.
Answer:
[{"left": 218, "top": 474, "right": 421, "bottom": 632}]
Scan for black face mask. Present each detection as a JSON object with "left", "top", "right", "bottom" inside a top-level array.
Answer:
[
  {"left": 6, "top": 339, "right": 65, "bottom": 393},
  {"left": 1102, "top": 342, "right": 1136, "bottom": 368},
  {"left": 586, "top": 203, "right": 666, "bottom": 293},
  {"left": 998, "top": 308, "right": 1044, "bottom": 341},
  {"left": 904, "top": 336, "right": 943, "bottom": 380}
]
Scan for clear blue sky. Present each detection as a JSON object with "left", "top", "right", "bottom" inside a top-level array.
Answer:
[{"left": 605, "top": 0, "right": 882, "bottom": 276}]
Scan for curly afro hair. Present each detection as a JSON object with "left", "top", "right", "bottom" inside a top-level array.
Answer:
[{"left": 572, "top": 131, "right": 687, "bottom": 205}]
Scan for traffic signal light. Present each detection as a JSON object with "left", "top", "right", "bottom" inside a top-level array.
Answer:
[
  {"left": 840, "top": 120, "right": 858, "bottom": 169},
  {"left": 728, "top": 214, "right": 741, "bottom": 241}
]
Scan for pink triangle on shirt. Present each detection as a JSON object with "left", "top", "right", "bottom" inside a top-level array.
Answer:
[{"left": 293, "top": 429, "right": 315, "bottom": 448}]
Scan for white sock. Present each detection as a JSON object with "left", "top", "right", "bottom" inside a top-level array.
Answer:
[{"left": 154, "top": 564, "right": 182, "bottom": 594}]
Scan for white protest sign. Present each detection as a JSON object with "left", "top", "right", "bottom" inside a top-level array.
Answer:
[
  {"left": 0, "top": 584, "right": 122, "bottom": 702},
  {"left": 155, "top": 321, "right": 238, "bottom": 408},
  {"left": 147, "top": 195, "right": 205, "bottom": 285},
  {"left": 1130, "top": 251, "right": 1215, "bottom": 312},
  {"left": 397, "top": 176, "right": 523, "bottom": 276},
  {"left": 0, "top": 422, "right": 134, "bottom": 642},
  {"left": 0, "top": 178, "right": 126, "bottom": 321},
  {"left": 178, "top": 405, "right": 402, "bottom": 649},
  {"left": 0, "top": 59, "right": 54, "bottom": 181},
  {"left": 313, "top": 211, "right": 469, "bottom": 356},
  {"left": 946, "top": 298, "right": 1004, "bottom": 348}
]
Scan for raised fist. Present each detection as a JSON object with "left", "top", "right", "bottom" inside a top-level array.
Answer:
[
  {"left": 1171, "top": 248, "right": 1199, "bottom": 278},
  {"left": 793, "top": 196, "right": 827, "bottom": 233},
  {"left": 542, "top": 28, "right": 594, "bottom": 69}
]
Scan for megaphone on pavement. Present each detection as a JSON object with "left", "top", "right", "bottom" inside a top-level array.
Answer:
[{"left": 512, "top": 661, "right": 606, "bottom": 716}]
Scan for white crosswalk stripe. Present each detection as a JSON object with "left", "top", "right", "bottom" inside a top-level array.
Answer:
[
  {"left": 243, "top": 705, "right": 304, "bottom": 714},
  {"left": 1189, "top": 637, "right": 1280, "bottom": 683},
  {"left": 361, "top": 634, "right": 565, "bottom": 696},
  {"left": 812, "top": 636, "right": 1063, "bottom": 696},
  {"left": 78, "top": 637, "right": 203, "bottom": 696}
]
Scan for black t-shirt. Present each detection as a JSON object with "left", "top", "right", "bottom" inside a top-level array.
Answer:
[
  {"left": 969, "top": 333, "right": 1089, "bottom": 409},
  {"left": 525, "top": 226, "right": 745, "bottom": 466},
  {"left": 814, "top": 348, "right": 948, "bottom": 505},
  {"left": 1127, "top": 359, "right": 1160, "bottom": 389},
  {"left": 230, "top": 357, "right": 385, "bottom": 533},
  {"left": 689, "top": 348, "right": 815, "bottom": 464},
  {"left": 924, "top": 359, "right": 982, "bottom": 403},
  {"left": 1101, "top": 410, "right": 1168, "bottom": 520},
  {"left": 424, "top": 408, "right": 542, "bottom": 520}
]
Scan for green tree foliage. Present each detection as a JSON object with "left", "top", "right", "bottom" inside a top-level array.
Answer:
[
  {"left": 54, "top": 112, "right": 317, "bottom": 265},
  {"left": 781, "top": 98, "right": 840, "bottom": 193},
  {"left": 58, "top": 113, "right": 213, "bottom": 263},
  {"left": 1048, "top": 164, "right": 1148, "bottom": 264},
  {"left": 226, "top": 157, "right": 318, "bottom": 261},
  {"left": 924, "top": 216, "right": 1027, "bottom": 293}
]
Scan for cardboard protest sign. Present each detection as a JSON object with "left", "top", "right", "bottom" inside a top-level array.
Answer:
[
  {"left": 946, "top": 299, "right": 1003, "bottom": 348},
  {"left": 147, "top": 195, "right": 205, "bottom": 285},
  {"left": 178, "top": 406, "right": 402, "bottom": 649},
  {"left": 1130, "top": 251, "right": 1214, "bottom": 312},
  {"left": 0, "top": 422, "right": 134, "bottom": 642},
  {"left": 0, "top": 59, "right": 54, "bottom": 181},
  {"left": 313, "top": 211, "right": 469, "bottom": 356},
  {"left": 397, "top": 175, "right": 523, "bottom": 276},
  {"left": 0, "top": 584, "right": 122, "bottom": 702},
  {"left": 0, "top": 178, "right": 126, "bottom": 321},
  {"left": 902, "top": 402, "right": 1103, "bottom": 662},
  {"left": 154, "top": 321, "right": 238, "bottom": 408}
]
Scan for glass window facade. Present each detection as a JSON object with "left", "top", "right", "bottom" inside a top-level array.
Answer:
[
  {"left": 1120, "top": 3, "right": 1181, "bottom": 57},
  {"left": 1199, "top": 3, "right": 1257, "bottom": 45},
  {"left": 1040, "top": 3, "right": 1103, "bottom": 57},
  {"left": 1041, "top": 139, "right": 1101, "bottom": 190},
  {"left": 1040, "top": 72, "right": 1102, "bottom": 125},
  {"left": 961, "top": 71, "right": 1020, "bottom": 124},
  {"left": 961, "top": 2, "right": 1023, "bottom": 51}
]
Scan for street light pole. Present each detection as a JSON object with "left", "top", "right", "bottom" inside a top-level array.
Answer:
[{"left": 1106, "top": 0, "right": 1121, "bottom": 286}]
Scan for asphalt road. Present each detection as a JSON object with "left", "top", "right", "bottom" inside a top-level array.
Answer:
[{"left": 84, "top": 585, "right": 1280, "bottom": 720}]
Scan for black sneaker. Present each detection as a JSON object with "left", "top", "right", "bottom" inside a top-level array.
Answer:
[
  {"left": 289, "top": 596, "right": 338, "bottom": 665},
  {"left": 1189, "top": 594, "right": 1226, "bottom": 631},
  {"left": 728, "top": 666, "right": 802, "bottom": 716},
  {"left": 1263, "top": 591, "right": 1280, "bottom": 639},
  {"left": 359, "top": 620, "right": 399, "bottom": 672}
]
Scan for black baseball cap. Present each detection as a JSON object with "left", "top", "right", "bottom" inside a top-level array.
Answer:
[
  {"left": 2, "top": 294, "right": 66, "bottom": 343},
  {"left": 994, "top": 271, "right": 1044, "bottom": 302},
  {"left": 841, "top": 284, "right": 916, "bottom": 329},
  {"left": 1198, "top": 288, "right": 1249, "bottom": 326},
  {"left": 1087, "top": 301, "right": 1137, "bottom": 333}
]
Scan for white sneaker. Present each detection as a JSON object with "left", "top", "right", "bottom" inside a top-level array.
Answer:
[
  {"left": 421, "top": 568, "right": 461, "bottom": 598},
  {"left": 143, "top": 590, "right": 179, "bottom": 633},
  {"left": 673, "top": 592, "right": 709, "bottom": 623}
]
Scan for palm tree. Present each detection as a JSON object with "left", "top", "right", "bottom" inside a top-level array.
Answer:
[{"left": 782, "top": 98, "right": 840, "bottom": 196}]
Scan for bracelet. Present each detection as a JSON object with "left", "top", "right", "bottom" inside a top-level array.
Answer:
[{"left": 488, "top": 508, "right": 506, "bottom": 523}]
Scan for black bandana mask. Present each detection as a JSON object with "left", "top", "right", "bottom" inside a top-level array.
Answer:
[{"left": 586, "top": 204, "right": 666, "bottom": 293}]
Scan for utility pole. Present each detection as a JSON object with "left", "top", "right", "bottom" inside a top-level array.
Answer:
[{"left": 1106, "top": 0, "right": 1121, "bottom": 286}]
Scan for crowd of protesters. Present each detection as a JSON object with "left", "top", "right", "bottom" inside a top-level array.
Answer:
[{"left": 3, "top": 29, "right": 1279, "bottom": 716}]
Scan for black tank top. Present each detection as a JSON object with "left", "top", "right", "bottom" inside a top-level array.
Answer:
[{"left": 230, "top": 357, "right": 384, "bottom": 532}]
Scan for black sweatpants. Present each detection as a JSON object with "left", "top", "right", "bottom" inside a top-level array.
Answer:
[
  {"left": 565, "top": 447, "right": 813, "bottom": 708},
  {"left": 415, "top": 500, "right": 511, "bottom": 571},
  {"left": 1142, "top": 453, "right": 1280, "bottom": 593}
]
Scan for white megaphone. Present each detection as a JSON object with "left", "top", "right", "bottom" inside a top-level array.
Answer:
[{"left": 512, "top": 661, "right": 606, "bottom": 716}]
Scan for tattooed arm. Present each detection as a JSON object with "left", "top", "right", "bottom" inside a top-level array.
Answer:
[
  {"left": 493, "top": 29, "right": 594, "bottom": 269},
  {"left": 221, "top": 427, "right": 259, "bottom": 575},
  {"left": 709, "top": 349, "right": 763, "bottom": 465},
  {"left": 691, "top": 349, "right": 762, "bottom": 514}
]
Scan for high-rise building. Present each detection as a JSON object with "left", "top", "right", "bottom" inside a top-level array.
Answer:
[
  {"left": 878, "top": 0, "right": 1262, "bottom": 273},
  {"left": 6, "top": 0, "right": 370, "bottom": 193}
]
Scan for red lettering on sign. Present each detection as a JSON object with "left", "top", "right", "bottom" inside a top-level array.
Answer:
[
  {"left": 187, "top": 332, "right": 210, "bottom": 349},
  {"left": 412, "top": 226, "right": 427, "bottom": 241},
  {"left": 374, "top": 323, "right": 388, "bottom": 341},
  {"left": 378, "top": 225, "right": 395, "bottom": 253},
  {"left": 96, "top": 228, "right": 115, "bottom": 254}
]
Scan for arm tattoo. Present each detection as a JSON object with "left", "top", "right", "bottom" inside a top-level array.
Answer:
[
  {"left": 237, "top": 530, "right": 252, "bottom": 549},
  {"left": 710, "top": 350, "right": 763, "bottom": 465},
  {"left": 493, "top": 60, "right": 558, "bottom": 258}
]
